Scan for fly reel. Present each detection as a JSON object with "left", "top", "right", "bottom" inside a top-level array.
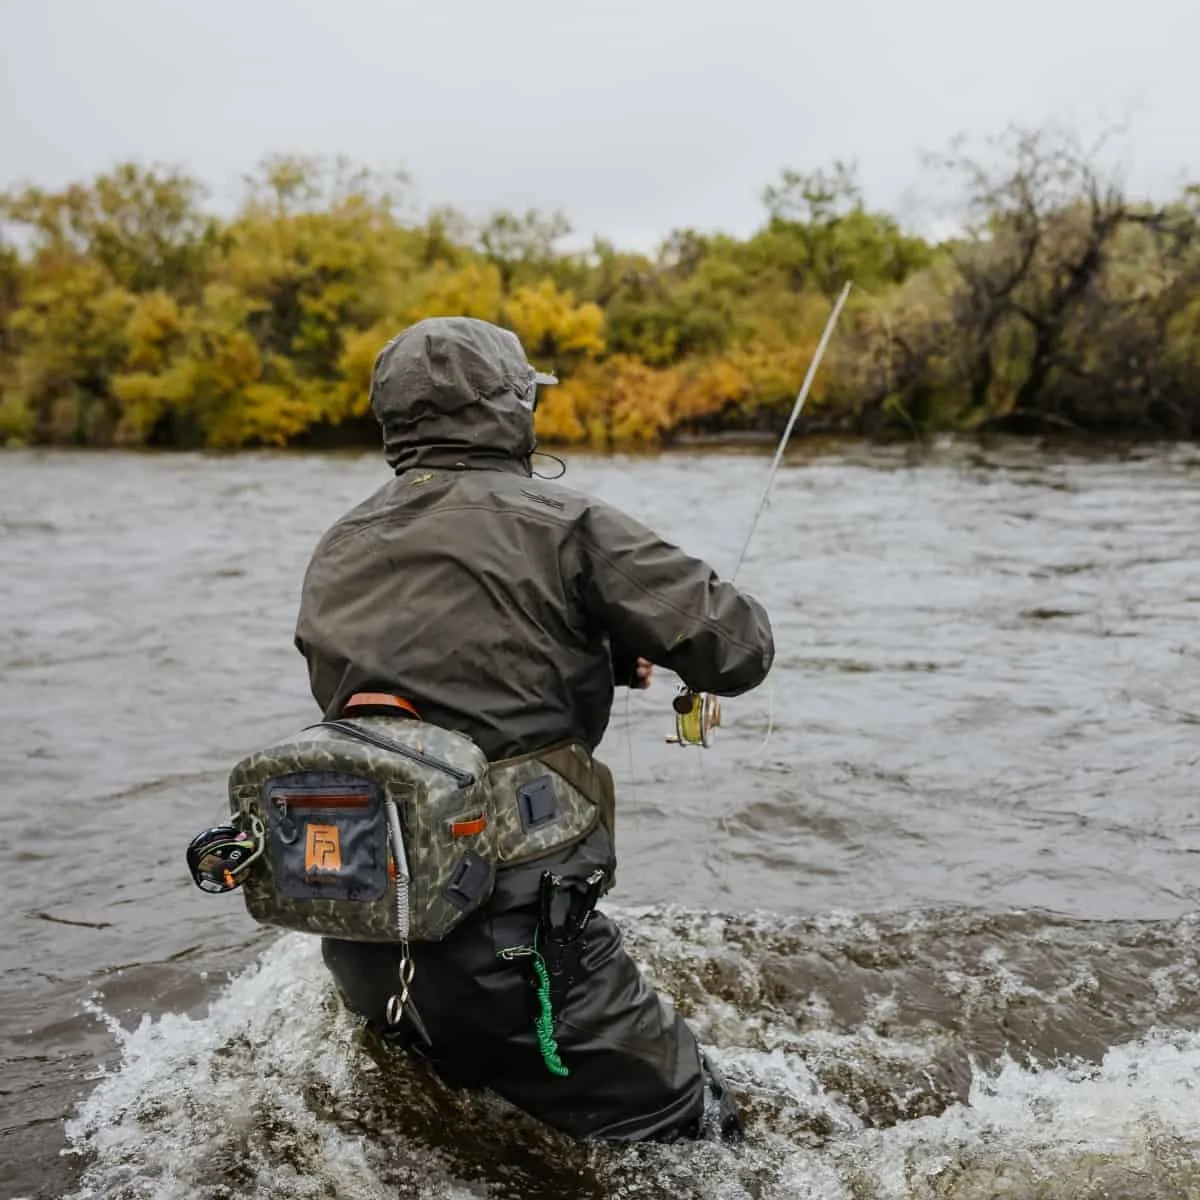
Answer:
[
  {"left": 667, "top": 688, "right": 721, "bottom": 748},
  {"left": 185, "top": 817, "right": 264, "bottom": 893}
]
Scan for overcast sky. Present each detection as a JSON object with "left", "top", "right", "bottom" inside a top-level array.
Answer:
[{"left": 2, "top": 0, "right": 1195, "bottom": 250}]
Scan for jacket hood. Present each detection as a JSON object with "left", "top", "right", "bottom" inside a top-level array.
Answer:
[{"left": 370, "top": 317, "right": 552, "bottom": 474}]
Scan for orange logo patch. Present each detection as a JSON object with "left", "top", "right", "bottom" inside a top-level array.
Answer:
[{"left": 305, "top": 824, "right": 342, "bottom": 873}]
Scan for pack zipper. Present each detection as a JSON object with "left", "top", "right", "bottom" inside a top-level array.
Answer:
[
  {"left": 272, "top": 791, "right": 372, "bottom": 810},
  {"left": 308, "top": 719, "right": 475, "bottom": 788},
  {"left": 269, "top": 786, "right": 375, "bottom": 843}
]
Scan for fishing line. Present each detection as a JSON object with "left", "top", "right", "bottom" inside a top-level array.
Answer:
[
  {"left": 623, "top": 689, "right": 639, "bottom": 811},
  {"left": 730, "top": 281, "right": 854, "bottom": 586},
  {"left": 691, "top": 282, "right": 854, "bottom": 762},
  {"left": 745, "top": 673, "right": 777, "bottom": 764},
  {"left": 734, "top": 282, "right": 853, "bottom": 764},
  {"left": 725, "top": 286, "right": 902, "bottom": 765},
  {"left": 624, "top": 282, "right": 853, "bottom": 780}
]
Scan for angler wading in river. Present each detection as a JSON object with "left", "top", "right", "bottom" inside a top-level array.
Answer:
[{"left": 187, "top": 315, "right": 774, "bottom": 1143}]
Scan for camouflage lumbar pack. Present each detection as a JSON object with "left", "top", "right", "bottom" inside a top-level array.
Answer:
[{"left": 227, "top": 715, "right": 603, "bottom": 943}]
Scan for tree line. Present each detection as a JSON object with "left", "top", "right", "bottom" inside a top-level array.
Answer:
[{"left": 2, "top": 124, "right": 1198, "bottom": 452}]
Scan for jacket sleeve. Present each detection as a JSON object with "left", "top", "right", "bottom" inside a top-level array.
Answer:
[{"left": 575, "top": 499, "right": 775, "bottom": 696}]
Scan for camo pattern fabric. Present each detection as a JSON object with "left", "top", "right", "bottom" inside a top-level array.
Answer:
[
  {"left": 229, "top": 716, "right": 495, "bottom": 943},
  {"left": 487, "top": 741, "right": 605, "bottom": 865}
]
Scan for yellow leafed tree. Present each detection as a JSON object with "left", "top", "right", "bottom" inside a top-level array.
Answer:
[
  {"left": 503, "top": 279, "right": 606, "bottom": 365},
  {"left": 6, "top": 136, "right": 1200, "bottom": 449}
]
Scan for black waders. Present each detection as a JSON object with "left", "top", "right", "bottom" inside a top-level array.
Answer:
[{"left": 321, "top": 830, "right": 743, "bottom": 1144}]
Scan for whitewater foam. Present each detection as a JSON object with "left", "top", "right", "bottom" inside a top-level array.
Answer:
[{"left": 62, "top": 916, "right": 1200, "bottom": 1199}]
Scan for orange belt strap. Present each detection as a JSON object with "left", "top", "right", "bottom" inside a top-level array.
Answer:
[{"left": 342, "top": 692, "right": 421, "bottom": 718}]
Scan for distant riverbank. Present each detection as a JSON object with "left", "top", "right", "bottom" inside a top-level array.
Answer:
[
  {"left": 5, "top": 429, "right": 1197, "bottom": 472},
  {"left": 3, "top": 127, "right": 1198, "bottom": 453}
]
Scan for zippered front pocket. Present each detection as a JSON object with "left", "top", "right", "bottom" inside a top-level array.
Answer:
[
  {"left": 264, "top": 771, "right": 389, "bottom": 903},
  {"left": 309, "top": 720, "right": 476, "bottom": 787}
]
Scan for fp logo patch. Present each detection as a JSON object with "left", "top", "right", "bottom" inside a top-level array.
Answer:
[{"left": 305, "top": 824, "right": 342, "bottom": 873}]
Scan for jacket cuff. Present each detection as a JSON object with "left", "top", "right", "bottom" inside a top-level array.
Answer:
[{"left": 610, "top": 644, "right": 640, "bottom": 688}]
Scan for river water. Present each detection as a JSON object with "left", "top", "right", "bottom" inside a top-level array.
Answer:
[{"left": 2, "top": 439, "right": 1199, "bottom": 1199}]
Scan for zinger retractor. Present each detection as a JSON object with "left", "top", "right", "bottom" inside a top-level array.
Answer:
[{"left": 667, "top": 687, "right": 721, "bottom": 748}]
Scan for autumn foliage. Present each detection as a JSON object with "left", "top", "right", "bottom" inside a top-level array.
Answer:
[{"left": 2, "top": 129, "right": 1199, "bottom": 451}]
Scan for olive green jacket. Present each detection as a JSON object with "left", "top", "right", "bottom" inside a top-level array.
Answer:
[{"left": 295, "top": 317, "right": 774, "bottom": 762}]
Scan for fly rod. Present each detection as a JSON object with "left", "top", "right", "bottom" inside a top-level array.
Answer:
[
  {"left": 669, "top": 279, "right": 854, "bottom": 746},
  {"left": 730, "top": 279, "right": 854, "bottom": 583}
]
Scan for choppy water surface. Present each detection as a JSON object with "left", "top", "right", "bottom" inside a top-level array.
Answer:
[{"left": 2, "top": 439, "right": 1199, "bottom": 1199}]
